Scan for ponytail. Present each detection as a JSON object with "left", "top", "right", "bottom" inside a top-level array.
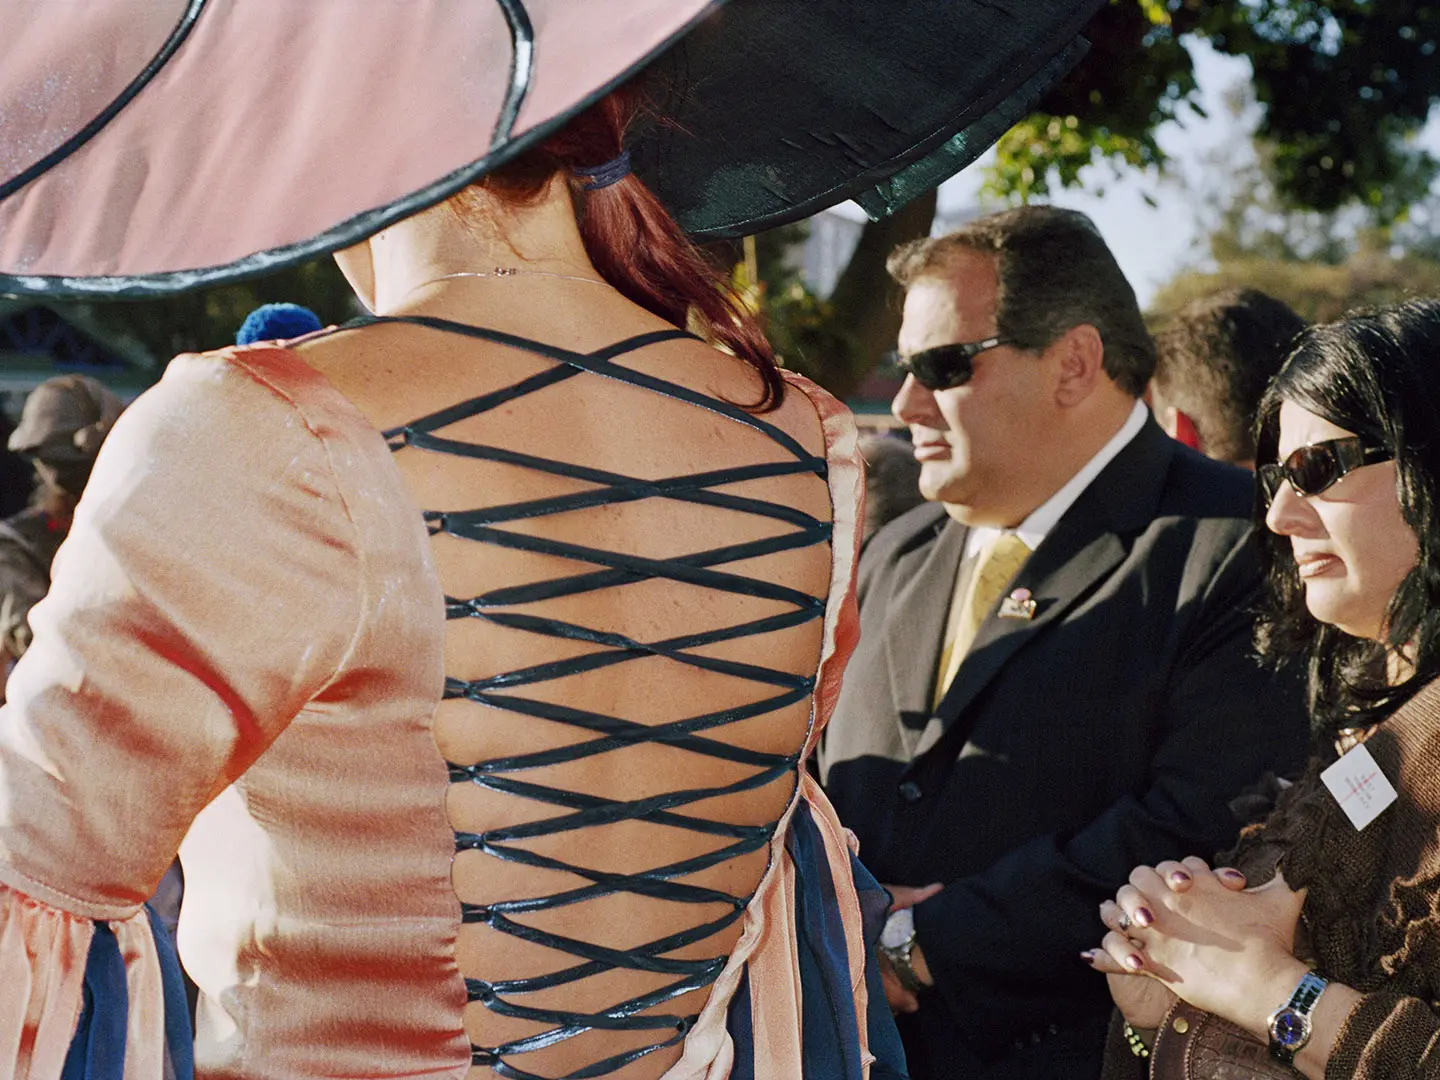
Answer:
[{"left": 471, "top": 86, "right": 785, "bottom": 413}]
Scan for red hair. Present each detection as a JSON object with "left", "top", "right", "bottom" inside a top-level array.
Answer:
[{"left": 456, "top": 85, "right": 784, "bottom": 412}]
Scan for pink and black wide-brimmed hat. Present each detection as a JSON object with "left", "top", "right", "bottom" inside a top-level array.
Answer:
[{"left": 0, "top": 0, "right": 1106, "bottom": 299}]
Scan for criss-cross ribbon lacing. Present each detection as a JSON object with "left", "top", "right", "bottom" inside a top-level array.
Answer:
[{"left": 358, "top": 315, "right": 831, "bottom": 1079}]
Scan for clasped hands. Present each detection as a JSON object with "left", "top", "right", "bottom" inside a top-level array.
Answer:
[{"left": 1085, "top": 857, "right": 1310, "bottom": 1039}]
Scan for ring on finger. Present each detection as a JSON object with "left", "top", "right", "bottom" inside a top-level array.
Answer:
[{"left": 1116, "top": 910, "right": 1133, "bottom": 932}]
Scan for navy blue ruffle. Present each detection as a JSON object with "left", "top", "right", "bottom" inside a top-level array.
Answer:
[
  {"left": 725, "top": 803, "right": 908, "bottom": 1079},
  {"left": 62, "top": 905, "right": 194, "bottom": 1080}
]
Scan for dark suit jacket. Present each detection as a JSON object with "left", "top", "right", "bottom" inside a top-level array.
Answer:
[{"left": 820, "top": 419, "right": 1309, "bottom": 1078}]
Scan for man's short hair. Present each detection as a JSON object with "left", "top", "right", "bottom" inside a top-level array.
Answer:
[
  {"left": 1152, "top": 289, "right": 1306, "bottom": 464},
  {"left": 886, "top": 205, "right": 1155, "bottom": 397}
]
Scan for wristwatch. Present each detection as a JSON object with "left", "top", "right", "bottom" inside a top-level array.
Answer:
[
  {"left": 878, "top": 908, "right": 927, "bottom": 993},
  {"left": 1267, "top": 970, "right": 1329, "bottom": 1065}
]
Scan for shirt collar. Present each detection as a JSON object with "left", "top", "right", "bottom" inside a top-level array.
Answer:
[{"left": 962, "top": 399, "right": 1149, "bottom": 559}]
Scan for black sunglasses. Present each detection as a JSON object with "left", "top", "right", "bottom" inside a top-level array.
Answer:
[
  {"left": 882, "top": 336, "right": 1013, "bottom": 391},
  {"left": 1258, "top": 436, "right": 1393, "bottom": 505}
]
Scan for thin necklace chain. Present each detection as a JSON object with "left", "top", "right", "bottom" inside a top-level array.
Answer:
[{"left": 409, "top": 268, "right": 610, "bottom": 293}]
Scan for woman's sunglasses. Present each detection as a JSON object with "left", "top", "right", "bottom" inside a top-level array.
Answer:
[
  {"left": 882, "top": 336, "right": 1013, "bottom": 391},
  {"left": 1258, "top": 436, "right": 1393, "bottom": 505}
]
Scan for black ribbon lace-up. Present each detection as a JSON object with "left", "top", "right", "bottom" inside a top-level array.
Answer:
[{"left": 359, "top": 315, "right": 831, "bottom": 1079}]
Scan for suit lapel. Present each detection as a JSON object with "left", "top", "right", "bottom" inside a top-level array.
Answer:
[
  {"left": 883, "top": 511, "right": 966, "bottom": 755},
  {"left": 909, "top": 418, "right": 1177, "bottom": 762}
]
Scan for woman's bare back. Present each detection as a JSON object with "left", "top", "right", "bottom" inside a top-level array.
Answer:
[{"left": 298, "top": 288, "right": 833, "bottom": 1079}]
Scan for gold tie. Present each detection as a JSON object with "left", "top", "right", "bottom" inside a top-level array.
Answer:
[{"left": 933, "top": 533, "right": 1032, "bottom": 706}]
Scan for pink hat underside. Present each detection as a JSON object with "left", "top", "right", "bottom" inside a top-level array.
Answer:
[{"left": 0, "top": 0, "right": 713, "bottom": 281}]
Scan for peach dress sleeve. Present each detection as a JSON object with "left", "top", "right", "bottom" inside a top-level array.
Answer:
[{"left": 0, "top": 349, "right": 367, "bottom": 1079}]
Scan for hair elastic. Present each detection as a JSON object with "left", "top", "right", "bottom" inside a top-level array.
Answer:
[{"left": 573, "top": 150, "right": 631, "bottom": 191}]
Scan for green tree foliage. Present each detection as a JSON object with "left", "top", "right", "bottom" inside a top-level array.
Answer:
[
  {"left": 1151, "top": 135, "right": 1440, "bottom": 325},
  {"left": 992, "top": 0, "right": 1440, "bottom": 219},
  {"left": 1151, "top": 243, "right": 1440, "bottom": 327}
]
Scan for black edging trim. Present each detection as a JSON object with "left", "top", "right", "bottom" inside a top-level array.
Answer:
[
  {"left": 683, "top": 0, "right": 1111, "bottom": 240},
  {"left": 0, "top": 0, "right": 209, "bottom": 203},
  {"left": 490, "top": 0, "right": 536, "bottom": 148},
  {"left": 0, "top": 0, "right": 729, "bottom": 300}
]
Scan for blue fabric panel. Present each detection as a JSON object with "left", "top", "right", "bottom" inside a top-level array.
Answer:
[
  {"left": 61, "top": 921, "right": 128, "bottom": 1080},
  {"left": 720, "top": 806, "right": 908, "bottom": 1079},
  {"left": 724, "top": 965, "right": 755, "bottom": 1080},
  {"left": 851, "top": 855, "right": 909, "bottom": 1080},
  {"left": 790, "top": 801, "right": 864, "bottom": 1080},
  {"left": 146, "top": 904, "right": 195, "bottom": 1080}
]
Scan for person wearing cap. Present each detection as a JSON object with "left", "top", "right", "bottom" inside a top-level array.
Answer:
[{"left": 0, "top": 375, "right": 124, "bottom": 683}]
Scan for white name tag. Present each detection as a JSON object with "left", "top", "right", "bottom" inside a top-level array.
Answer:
[{"left": 1320, "top": 743, "right": 1398, "bottom": 831}]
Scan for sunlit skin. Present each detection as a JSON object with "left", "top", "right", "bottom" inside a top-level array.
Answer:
[
  {"left": 890, "top": 251, "right": 1135, "bottom": 528},
  {"left": 1089, "top": 401, "right": 1420, "bottom": 1079},
  {"left": 1264, "top": 401, "right": 1418, "bottom": 641}
]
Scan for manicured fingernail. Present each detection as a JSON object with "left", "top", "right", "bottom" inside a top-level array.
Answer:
[
  {"left": 1134, "top": 907, "right": 1154, "bottom": 927},
  {"left": 1169, "top": 871, "right": 1191, "bottom": 885},
  {"left": 1125, "top": 954, "right": 1144, "bottom": 971},
  {"left": 1079, "top": 950, "right": 1096, "bottom": 963},
  {"left": 1220, "top": 868, "right": 1246, "bottom": 881}
]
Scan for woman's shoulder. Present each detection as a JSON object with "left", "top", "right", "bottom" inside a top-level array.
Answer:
[
  {"left": 94, "top": 344, "right": 380, "bottom": 537},
  {"left": 129, "top": 342, "right": 382, "bottom": 459},
  {"left": 1366, "top": 677, "right": 1440, "bottom": 808},
  {"left": 156, "top": 342, "right": 353, "bottom": 422}
]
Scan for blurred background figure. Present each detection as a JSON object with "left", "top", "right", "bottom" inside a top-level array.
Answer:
[
  {"left": 0, "top": 374, "right": 123, "bottom": 684},
  {"left": 0, "top": 410, "right": 35, "bottom": 520},
  {"left": 1149, "top": 288, "right": 1307, "bottom": 469},
  {"left": 860, "top": 432, "right": 925, "bottom": 542},
  {"left": 235, "top": 302, "right": 324, "bottom": 346}
]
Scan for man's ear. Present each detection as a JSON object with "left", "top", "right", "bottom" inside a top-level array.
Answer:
[{"left": 1052, "top": 323, "right": 1105, "bottom": 408}]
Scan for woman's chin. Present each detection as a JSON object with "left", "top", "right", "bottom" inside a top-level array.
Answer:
[{"left": 1303, "top": 590, "right": 1385, "bottom": 642}]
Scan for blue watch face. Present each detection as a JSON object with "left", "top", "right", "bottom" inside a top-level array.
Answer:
[{"left": 1273, "top": 1011, "right": 1307, "bottom": 1046}]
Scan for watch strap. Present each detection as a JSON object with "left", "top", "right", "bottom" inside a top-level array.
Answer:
[
  {"left": 879, "top": 935, "right": 926, "bottom": 993},
  {"left": 1267, "top": 970, "right": 1328, "bottom": 1065}
]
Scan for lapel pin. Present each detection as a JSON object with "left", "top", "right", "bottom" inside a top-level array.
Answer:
[{"left": 998, "top": 587, "right": 1036, "bottom": 621}]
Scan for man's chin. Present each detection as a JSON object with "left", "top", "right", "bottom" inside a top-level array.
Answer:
[{"left": 918, "top": 468, "right": 966, "bottom": 506}]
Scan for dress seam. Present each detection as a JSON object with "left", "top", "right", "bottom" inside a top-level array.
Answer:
[{"left": 220, "top": 348, "right": 369, "bottom": 700}]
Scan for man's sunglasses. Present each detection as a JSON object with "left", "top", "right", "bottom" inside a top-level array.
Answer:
[
  {"left": 1258, "top": 436, "right": 1393, "bottom": 505},
  {"left": 883, "top": 336, "right": 1013, "bottom": 391}
]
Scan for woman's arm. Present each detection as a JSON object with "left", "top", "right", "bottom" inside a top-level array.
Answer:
[
  {"left": 1094, "top": 859, "right": 1373, "bottom": 1080},
  {"left": 0, "top": 349, "right": 364, "bottom": 913},
  {"left": 0, "top": 348, "right": 365, "bottom": 1070}
]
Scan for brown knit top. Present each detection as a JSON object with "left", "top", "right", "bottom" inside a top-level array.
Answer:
[{"left": 1104, "top": 674, "right": 1440, "bottom": 1078}]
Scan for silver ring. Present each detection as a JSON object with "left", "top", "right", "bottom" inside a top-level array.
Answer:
[{"left": 1116, "top": 911, "right": 1133, "bottom": 932}]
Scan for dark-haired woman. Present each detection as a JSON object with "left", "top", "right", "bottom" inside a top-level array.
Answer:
[
  {"left": 1092, "top": 299, "right": 1440, "bottom": 1079},
  {"left": 0, "top": 86, "right": 900, "bottom": 1080}
]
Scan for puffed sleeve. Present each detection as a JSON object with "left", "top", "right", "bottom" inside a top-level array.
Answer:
[{"left": 0, "top": 348, "right": 365, "bottom": 1075}]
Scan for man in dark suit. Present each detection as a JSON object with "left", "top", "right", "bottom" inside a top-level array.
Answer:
[{"left": 820, "top": 207, "right": 1308, "bottom": 1080}]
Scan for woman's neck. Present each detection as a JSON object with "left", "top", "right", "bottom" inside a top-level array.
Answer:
[{"left": 369, "top": 177, "right": 598, "bottom": 313}]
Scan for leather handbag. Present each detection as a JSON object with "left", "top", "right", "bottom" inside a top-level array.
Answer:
[{"left": 1149, "top": 1001, "right": 1296, "bottom": 1080}]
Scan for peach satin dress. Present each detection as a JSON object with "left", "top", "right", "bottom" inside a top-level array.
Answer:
[{"left": 0, "top": 325, "right": 870, "bottom": 1079}]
